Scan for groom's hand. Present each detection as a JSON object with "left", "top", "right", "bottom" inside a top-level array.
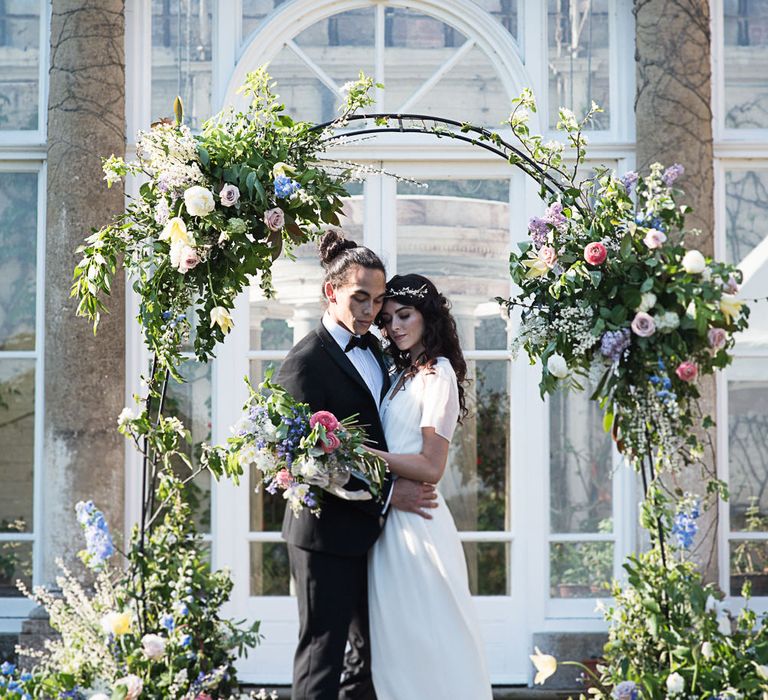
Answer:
[{"left": 391, "top": 478, "right": 438, "bottom": 519}]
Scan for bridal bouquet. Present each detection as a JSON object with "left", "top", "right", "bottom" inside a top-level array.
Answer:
[{"left": 203, "top": 372, "right": 388, "bottom": 517}]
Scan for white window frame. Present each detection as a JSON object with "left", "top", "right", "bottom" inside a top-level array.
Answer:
[
  {"left": 0, "top": 159, "right": 46, "bottom": 629},
  {"left": 0, "top": 0, "right": 50, "bottom": 148}
]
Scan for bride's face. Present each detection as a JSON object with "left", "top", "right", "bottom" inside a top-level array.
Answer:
[{"left": 379, "top": 300, "right": 425, "bottom": 355}]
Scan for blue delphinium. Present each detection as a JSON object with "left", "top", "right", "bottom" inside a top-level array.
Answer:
[
  {"left": 74, "top": 501, "right": 114, "bottom": 569},
  {"left": 276, "top": 408, "right": 309, "bottom": 467},
  {"left": 672, "top": 498, "right": 701, "bottom": 550},
  {"left": 612, "top": 680, "right": 639, "bottom": 700},
  {"left": 274, "top": 174, "right": 301, "bottom": 199}
]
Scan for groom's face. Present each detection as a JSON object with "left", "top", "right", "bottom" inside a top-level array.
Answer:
[{"left": 325, "top": 265, "right": 386, "bottom": 336}]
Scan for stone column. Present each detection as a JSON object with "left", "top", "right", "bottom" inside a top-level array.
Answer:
[
  {"left": 635, "top": 0, "right": 718, "bottom": 580},
  {"left": 42, "top": 1, "right": 126, "bottom": 581}
]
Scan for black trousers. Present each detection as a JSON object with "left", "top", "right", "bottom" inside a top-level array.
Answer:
[{"left": 288, "top": 544, "right": 377, "bottom": 700}]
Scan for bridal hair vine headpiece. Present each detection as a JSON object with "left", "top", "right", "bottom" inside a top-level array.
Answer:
[{"left": 385, "top": 284, "right": 428, "bottom": 300}]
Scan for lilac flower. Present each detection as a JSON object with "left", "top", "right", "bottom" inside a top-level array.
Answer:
[
  {"left": 528, "top": 217, "right": 549, "bottom": 248},
  {"left": 303, "top": 491, "right": 317, "bottom": 509},
  {"left": 544, "top": 201, "right": 567, "bottom": 228},
  {"left": 662, "top": 163, "right": 684, "bottom": 186},
  {"left": 154, "top": 198, "right": 170, "bottom": 226},
  {"left": 274, "top": 174, "right": 301, "bottom": 199},
  {"left": 620, "top": 171, "right": 639, "bottom": 193},
  {"left": 600, "top": 328, "right": 631, "bottom": 362}
]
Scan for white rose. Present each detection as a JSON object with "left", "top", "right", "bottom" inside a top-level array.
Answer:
[
  {"left": 183, "top": 185, "right": 215, "bottom": 217},
  {"left": 637, "top": 292, "right": 657, "bottom": 313},
  {"left": 682, "top": 249, "right": 706, "bottom": 274},
  {"left": 141, "top": 633, "right": 166, "bottom": 660},
  {"left": 701, "top": 641, "right": 713, "bottom": 659},
  {"left": 547, "top": 353, "right": 569, "bottom": 379},
  {"left": 117, "top": 407, "right": 136, "bottom": 426},
  {"left": 666, "top": 671, "right": 684, "bottom": 695}
]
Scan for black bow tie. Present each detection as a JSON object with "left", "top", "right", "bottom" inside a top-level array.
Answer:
[{"left": 344, "top": 332, "right": 375, "bottom": 353}]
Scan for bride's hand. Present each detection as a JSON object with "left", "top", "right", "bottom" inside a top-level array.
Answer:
[{"left": 391, "top": 477, "right": 438, "bottom": 519}]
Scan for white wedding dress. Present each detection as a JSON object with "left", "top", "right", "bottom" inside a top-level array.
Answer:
[{"left": 368, "top": 357, "right": 492, "bottom": 700}]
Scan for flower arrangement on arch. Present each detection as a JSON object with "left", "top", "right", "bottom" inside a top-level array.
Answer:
[
  {"left": 503, "top": 90, "right": 750, "bottom": 472},
  {"left": 72, "top": 68, "right": 378, "bottom": 377},
  {"left": 202, "top": 371, "right": 388, "bottom": 517}
]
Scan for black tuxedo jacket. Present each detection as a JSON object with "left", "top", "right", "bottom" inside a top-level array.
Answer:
[{"left": 277, "top": 322, "right": 393, "bottom": 557}]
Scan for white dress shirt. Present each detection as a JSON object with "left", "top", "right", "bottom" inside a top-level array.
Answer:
[{"left": 322, "top": 312, "right": 383, "bottom": 402}]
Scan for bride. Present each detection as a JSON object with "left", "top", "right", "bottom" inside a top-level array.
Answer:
[{"left": 366, "top": 273, "right": 492, "bottom": 700}]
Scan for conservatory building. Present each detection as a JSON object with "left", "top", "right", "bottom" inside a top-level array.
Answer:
[{"left": 0, "top": 0, "right": 767, "bottom": 687}]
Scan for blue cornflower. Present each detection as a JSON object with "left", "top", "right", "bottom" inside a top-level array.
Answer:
[
  {"left": 161, "top": 310, "right": 172, "bottom": 320},
  {"left": 657, "top": 357, "right": 666, "bottom": 371},
  {"left": 180, "top": 633, "right": 193, "bottom": 648},
  {"left": 1, "top": 662, "right": 15, "bottom": 675},
  {"left": 8, "top": 680, "right": 21, "bottom": 692},
  {"left": 649, "top": 374, "right": 661, "bottom": 385},
  {"left": 174, "top": 600, "right": 189, "bottom": 616},
  {"left": 662, "top": 377, "right": 672, "bottom": 390},
  {"left": 20, "top": 673, "right": 32, "bottom": 683},
  {"left": 160, "top": 612, "right": 175, "bottom": 632},
  {"left": 274, "top": 174, "right": 301, "bottom": 199}
]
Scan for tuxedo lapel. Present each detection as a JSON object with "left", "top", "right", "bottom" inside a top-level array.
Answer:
[
  {"left": 315, "top": 324, "right": 376, "bottom": 401},
  {"left": 370, "top": 337, "right": 392, "bottom": 402}
]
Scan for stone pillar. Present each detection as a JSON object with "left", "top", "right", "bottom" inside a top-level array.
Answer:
[
  {"left": 635, "top": 0, "right": 718, "bottom": 580},
  {"left": 42, "top": 1, "right": 126, "bottom": 581}
]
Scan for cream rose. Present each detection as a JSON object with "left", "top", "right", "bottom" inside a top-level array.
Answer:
[
  {"left": 183, "top": 185, "right": 215, "bottom": 217},
  {"left": 682, "top": 249, "right": 706, "bottom": 274},
  {"left": 547, "top": 353, "right": 569, "bottom": 378},
  {"left": 141, "top": 633, "right": 166, "bottom": 660}
]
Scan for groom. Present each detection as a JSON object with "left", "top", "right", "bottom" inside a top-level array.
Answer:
[{"left": 277, "top": 237, "right": 437, "bottom": 700}]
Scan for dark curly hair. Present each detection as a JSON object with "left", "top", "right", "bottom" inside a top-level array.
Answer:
[
  {"left": 377, "top": 273, "right": 469, "bottom": 420},
  {"left": 318, "top": 228, "right": 385, "bottom": 296}
]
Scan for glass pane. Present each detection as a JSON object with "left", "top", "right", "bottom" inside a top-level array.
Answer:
[
  {"left": 729, "top": 380, "right": 768, "bottom": 532},
  {"left": 474, "top": 0, "right": 519, "bottom": 42},
  {"left": 725, "top": 170, "right": 768, "bottom": 264},
  {"left": 724, "top": 0, "right": 768, "bottom": 128},
  {"left": 0, "top": 171, "right": 37, "bottom": 350},
  {"left": 548, "top": 0, "right": 610, "bottom": 129},
  {"left": 448, "top": 360, "right": 509, "bottom": 532},
  {"left": 0, "top": 541, "right": 32, "bottom": 597},
  {"left": 0, "top": 360, "right": 34, "bottom": 531},
  {"left": 164, "top": 359, "right": 211, "bottom": 531},
  {"left": 248, "top": 195, "right": 363, "bottom": 353},
  {"left": 396, "top": 178, "right": 510, "bottom": 309},
  {"left": 407, "top": 43, "right": 512, "bottom": 127},
  {"left": 250, "top": 541, "right": 290, "bottom": 595},
  {"left": 151, "top": 0, "right": 212, "bottom": 130},
  {"left": 242, "top": 0, "right": 282, "bottom": 43},
  {"left": 463, "top": 541, "right": 509, "bottom": 595},
  {"left": 730, "top": 540, "right": 768, "bottom": 596},
  {"left": 550, "top": 389, "right": 614, "bottom": 534},
  {"left": 550, "top": 541, "right": 613, "bottom": 598},
  {"left": 0, "top": 2, "right": 39, "bottom": 130}
]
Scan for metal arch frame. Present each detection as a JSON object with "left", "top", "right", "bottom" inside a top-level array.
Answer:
[{"left": 310, "top": 112, "right": 588, "bottom": 216}]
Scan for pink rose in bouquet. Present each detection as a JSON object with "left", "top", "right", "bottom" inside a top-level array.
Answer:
[
  {"left": 675, "top": 361, "right": 698, "bottom": 382},
  {"left": 631, "top": 311, "right": 656, "bottom": 337},
  {"left": 707, "top": 327, "right": 727, "bottom": 351},
  {"left": 321, "top": 431, "right": 341, "bottom": 454},
  {"left": 584, "top": 241, "right": 607, "bottom": 265},
  {"left": 310, "top": 410, "right": 340, "bottom": 432},
  {"left": 275, "top": 468, "right": 293, "bottom": 488},
  {"left": 264, "top": 207, "right": 285, "bottom": 232},
  {"left": 539, "top": 245, "right": 558, "bottom": 268}
]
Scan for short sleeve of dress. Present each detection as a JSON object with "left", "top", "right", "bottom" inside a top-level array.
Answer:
[{"left": 419, "top": 358, "right": 460, "bottom": 442}]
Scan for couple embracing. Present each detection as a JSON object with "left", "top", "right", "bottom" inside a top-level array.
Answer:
[{"left": 277, "top": 229, "right": 492, "bottom": 700}]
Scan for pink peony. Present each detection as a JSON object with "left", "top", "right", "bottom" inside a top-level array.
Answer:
[
  {"left": 321, "top": 431, "right": 341, "bottom": 454},
  {"left": 708, "top": 327, "right": 727, "bottom": 351},
  {"left": 539, "top": 245, "right": 558, "bottom": 268},
  {"left": 631, "top": 311, "right": 656, "bottom": 337},
  {"left": 675, "top": 360, "right": 698, "bottom": 382},
  {"left": 310, "top": 410, "right": 340, "bottom": 432},
  {"left": 643, "top": 228, "right": 667, "bottom": 249},
  {"left": 584, "top": 241, "right": 607, "bottom": 265},
  {"left": 264, "top": 207, "right": 285, "bottom": 232},
  {"left": 275, "top": 469, "right": 293, "bottom": 489}
]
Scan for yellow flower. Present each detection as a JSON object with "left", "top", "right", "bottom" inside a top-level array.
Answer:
[
  {"left": 530, "top": 646, "right": 557, "bottom": 685},
  {"left": 522, "top": 255, "right": 549, "bottom": 279},
  {"left": 210, "top": 306, "right": 234, "bottom": 334},
  {"left": 101, "top": 610, "right": 133, "bottom": 636},
  {"left": 719, "top": 294, "right": 744, "bottom": 324},
  {"left": 159, "top": 217, "right": 192, "bottom": 246},
  {"left": 272, "top": 161, "right": 295, "bottom": 178}
]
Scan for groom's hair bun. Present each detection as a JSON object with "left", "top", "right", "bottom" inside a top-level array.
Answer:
[
  {"left": 318, "top": 228, "right": 385, "bottom": 294},
  {"left": 319, "top": 228, "right": 357, "bottom": 268}
]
